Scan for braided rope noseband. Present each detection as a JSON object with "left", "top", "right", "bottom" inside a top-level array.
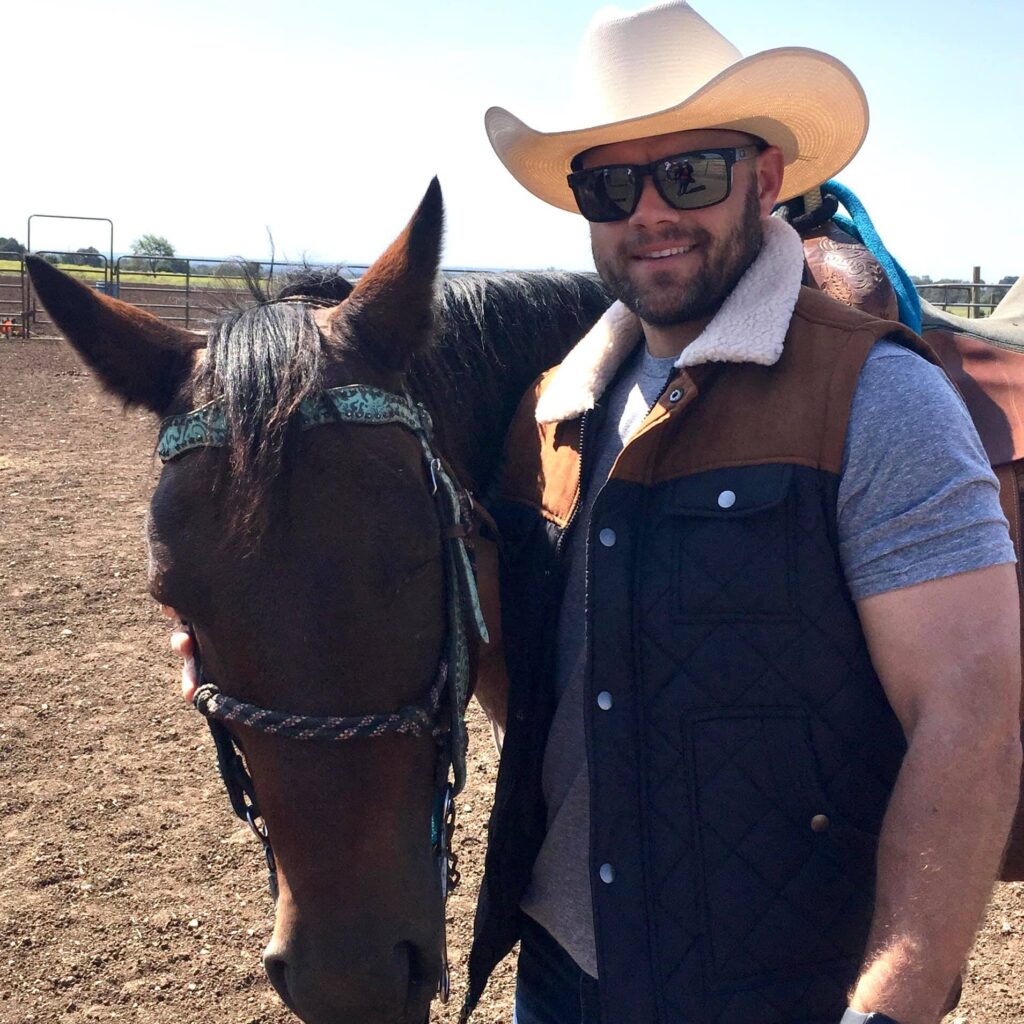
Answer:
[{"left": 191, "top": 661, "right": 447, "bottom": 742}]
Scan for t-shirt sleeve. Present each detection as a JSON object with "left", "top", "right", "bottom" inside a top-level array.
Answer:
[{"left": 837, "top": 339, "right": 1016, "bottom": 601}]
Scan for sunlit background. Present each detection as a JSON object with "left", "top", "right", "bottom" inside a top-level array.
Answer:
[{"left": 6, "top": 0, "right": 1021, "bottom": 281}]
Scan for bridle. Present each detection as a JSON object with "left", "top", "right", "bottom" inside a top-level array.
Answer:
[{"left": 156, "top": 378, "right": 490, "bottom": 1003}]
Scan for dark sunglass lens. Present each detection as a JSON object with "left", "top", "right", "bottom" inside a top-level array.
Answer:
[
  {"left": 655, "top": 153, "right": 729, "bottom": 209},
  {"left": 600, "top": 167, "right": 638, "bottom": 215},
  {"left": 572, "top": 166, "right": 638, "bottom": 222}
]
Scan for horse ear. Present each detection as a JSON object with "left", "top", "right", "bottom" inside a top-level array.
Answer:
[
  {"left": 26, "top": 256, "right": 203, "bottom": 415},
  {"left": 318, "top": 178, "right": 444, "bottom": 371}
]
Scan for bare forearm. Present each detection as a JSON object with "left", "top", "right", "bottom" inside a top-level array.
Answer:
[{"left": 850, "top": 724, "right": 1021, "bottom": 1023}]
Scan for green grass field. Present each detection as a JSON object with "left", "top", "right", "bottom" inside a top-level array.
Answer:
[{"left": 0, "top": 258, "right": 249, "bottom": 290}]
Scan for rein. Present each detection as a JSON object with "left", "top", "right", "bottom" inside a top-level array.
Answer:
[{"left": 157, "top": 382, "right": 489, "bottom": 1004}]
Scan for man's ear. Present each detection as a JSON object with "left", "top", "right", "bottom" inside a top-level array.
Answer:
[
  {"left": 757, "top": 146, "right": 787, "bottom": 217},
  {"left": 26, "top": 256, "right": 203, "bottom": 414}
]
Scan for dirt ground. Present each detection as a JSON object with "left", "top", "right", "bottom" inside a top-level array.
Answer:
[{"left": 1, "top": 338, "right": 1022, "bottom": 1024}]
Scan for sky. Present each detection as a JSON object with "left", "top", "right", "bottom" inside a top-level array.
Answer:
[{"left": 5, "top": 0, "right": 1022, "bottom": 282}]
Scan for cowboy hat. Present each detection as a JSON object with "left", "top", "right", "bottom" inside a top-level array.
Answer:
[{"left": 485, "top": 0, "right": 868, "bottom": 210}]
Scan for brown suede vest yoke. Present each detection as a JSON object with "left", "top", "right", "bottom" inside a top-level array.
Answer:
[{"left": 500, "top": 286, "right": 928, "bottom": 513}]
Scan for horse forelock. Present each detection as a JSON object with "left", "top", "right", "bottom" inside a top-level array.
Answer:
[{"left": 194, "top": 272, "right": 355, "bottom": 545}]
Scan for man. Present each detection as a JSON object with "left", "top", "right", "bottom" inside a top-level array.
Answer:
[{"left": 464, "top": 3, "right": 1022, "bottom": 1024}]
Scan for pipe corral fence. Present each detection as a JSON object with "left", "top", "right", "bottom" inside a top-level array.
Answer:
[
  {"left": 6, "top": 255, "right": 516, "bottom": 338},
  {"left": 2, "top": 212, "right": 377, "bottom": 338},
  {"left": 917, "top": 267, "right": 1014, "bottom": 317},
  {"left": 4, "top": 253, "right": 379, "bottom": 339},
  {"left": 0, "top": 214, "right": 1016, "bottom": 339},
  {"left": 0, "top": 254, "right": 24, "bottom": 336}
]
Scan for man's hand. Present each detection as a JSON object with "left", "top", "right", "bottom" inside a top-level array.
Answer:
[
  {"left": 160, "top": 605, "right": 198, "bottom": 703},
  {"left": 851, "top": 562, "right": 1022, "bottom": 1024}
]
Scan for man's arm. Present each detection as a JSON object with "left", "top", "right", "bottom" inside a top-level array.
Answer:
[
  {"left": 849, "top": 562, "right": 1022, "bottom": 1024},
  {"left": 470, "top": 534, "right": 509, "bottom": 750}
]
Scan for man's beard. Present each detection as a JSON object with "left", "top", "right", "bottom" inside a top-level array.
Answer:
[{"left": 592, "top": 176, "right": 764, "bottom": 326}]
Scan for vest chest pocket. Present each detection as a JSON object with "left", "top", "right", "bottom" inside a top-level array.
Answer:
[{"left": 646, "top": 464, "right": 797, "bottom": 621}]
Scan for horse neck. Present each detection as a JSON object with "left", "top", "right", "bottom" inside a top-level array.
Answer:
[{"left": 407, "top": 271, "right": 609, "bottom": 497}]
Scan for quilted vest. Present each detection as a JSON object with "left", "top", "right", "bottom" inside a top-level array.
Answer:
[{"left": 464, "top": 288, "right": 928, "bottom": 1024}]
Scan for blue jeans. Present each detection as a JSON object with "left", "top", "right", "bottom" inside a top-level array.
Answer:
[{"left": 513, "top": 916, "right": 600, "bottom": 1024}]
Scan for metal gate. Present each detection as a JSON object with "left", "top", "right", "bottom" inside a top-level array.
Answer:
[
  {"left": 111, "top": 256, "right": 364, "bottom": 331},
  {"left": 0, "top": 254, "right": 24, "bottom": 337}
]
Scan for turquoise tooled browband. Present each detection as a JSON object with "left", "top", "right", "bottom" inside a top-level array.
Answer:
[{"left": 157, "top": 384, "right": 429, "bottom": 462}]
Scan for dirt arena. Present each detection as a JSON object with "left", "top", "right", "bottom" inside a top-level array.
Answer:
[{"left": 2, "top": 337, "right": 1022, "bottom": 1024}]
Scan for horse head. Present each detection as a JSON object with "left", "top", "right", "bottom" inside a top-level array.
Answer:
[{"left": 27, "top": 180, "right": 471, "bottom": 1024}]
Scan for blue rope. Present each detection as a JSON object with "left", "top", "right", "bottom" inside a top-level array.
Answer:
[
  {"left": 431, "top": 787, "right": 444, "bottom": 846},
  {"left": 822, "top": 179, "right": 922, "bottom": 334}
]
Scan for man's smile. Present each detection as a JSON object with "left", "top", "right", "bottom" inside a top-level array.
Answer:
[{"left": 635, "top": 244, "right": 696, "bottom": 261}]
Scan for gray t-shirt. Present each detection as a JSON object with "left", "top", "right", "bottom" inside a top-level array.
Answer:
[{"left": 520, "top": 339, "right": 1016, "bottom": 976}]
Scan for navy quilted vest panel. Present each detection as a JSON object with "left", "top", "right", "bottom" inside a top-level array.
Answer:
[{"left": 585, "top": 463, "right": 905, "bottom": 1024}]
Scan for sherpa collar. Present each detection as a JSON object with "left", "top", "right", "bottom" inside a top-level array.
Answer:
[{"left": 534, "top": 216, "right": 805, "bottom": 424}]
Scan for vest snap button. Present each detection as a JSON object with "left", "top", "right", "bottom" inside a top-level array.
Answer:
[
  {"left": 597, "top": 691, "right": 613, "bottom": 711},
  {"left": 599, "top": 863, "right": 615, "bottom": 884},
  {"left": 810, "top": 814, "right": 830, "bottom": 832},
  {"left": 717, "top": 489, "right": 737, "bottom": 509},
  {"left": 598, "top": 527, "right": 617, "bottom": 548}
]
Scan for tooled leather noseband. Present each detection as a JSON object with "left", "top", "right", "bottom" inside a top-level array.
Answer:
[{"left": 156, "top": 378, "right": 489, "bottom": 1004}]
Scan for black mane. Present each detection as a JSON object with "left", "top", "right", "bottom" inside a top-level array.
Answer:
[
  {"left": 195, "top": 268, "right": 609, "bottom": 536},
  {"left": 412, "top": 270, "right": 609, "bottom": 491}
]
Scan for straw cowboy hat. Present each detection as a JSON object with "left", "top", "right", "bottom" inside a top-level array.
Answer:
[{"left": 485, "top": 0, "right": 868, "bottom": 210}]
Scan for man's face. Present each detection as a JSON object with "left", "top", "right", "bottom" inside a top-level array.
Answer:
[{"left": 583, "top": 129, "right": 777, "bottom": 326}]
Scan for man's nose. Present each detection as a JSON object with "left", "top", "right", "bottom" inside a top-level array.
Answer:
[{"left": 628, "top": 175, "right": 682, "bottom": 229}]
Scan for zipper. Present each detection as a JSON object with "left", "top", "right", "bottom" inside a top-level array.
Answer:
[
  {"left": 555, "top": 409, "right": 593, "bottom": 559},
  {"left": 556, "top": 360, "right": 672, "bottom": 562}
]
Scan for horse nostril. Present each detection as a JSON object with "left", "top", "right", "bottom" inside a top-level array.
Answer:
[
  {"left": 263, "top": 951, "right": 297, "bottom": 1013},
  {"left": 395, "top": 940, "right": 435, "bottom": 1018},
  {"left": 392, "top": 940, "right": 417, "bottom": 987}
]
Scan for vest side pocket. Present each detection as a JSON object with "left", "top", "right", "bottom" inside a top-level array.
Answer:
[{"left": 685, "top": 707, "right": 876, "bottom": 990}]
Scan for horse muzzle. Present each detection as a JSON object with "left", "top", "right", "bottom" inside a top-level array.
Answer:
[{"left": 263, "top": 932, "right": 440, "bottom": 1024}]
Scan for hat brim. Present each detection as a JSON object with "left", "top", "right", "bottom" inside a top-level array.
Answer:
[{"left": 486, "top": 47, "right": 868, "bottom": 210}]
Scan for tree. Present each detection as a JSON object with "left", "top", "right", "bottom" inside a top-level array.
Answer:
[
  {"left": 131, "top": 233, "right": 176, "bottom": 258},
  {"left": 1000, "top": 275, "right": 1019, "bottom": 287},
  {"left": 128, "top": 234, "right": 186, "bottom": 274},
  {"left": 63, "top": 246, "right": 104, "bottom": 269},
  {"left": 934, "top": 278, "right": 971, "bottom": 304},
  {"left": 0, "top": 236, "right": 25, "bottom": 257}
]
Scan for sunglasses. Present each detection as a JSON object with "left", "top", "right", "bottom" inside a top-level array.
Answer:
[{"left": 567, "top": 146, "right": 760, "bottom": 223}]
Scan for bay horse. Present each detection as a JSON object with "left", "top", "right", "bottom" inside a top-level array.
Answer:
[{"left": 24, "top": 179, "right": 609, "bottom": 1024}]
